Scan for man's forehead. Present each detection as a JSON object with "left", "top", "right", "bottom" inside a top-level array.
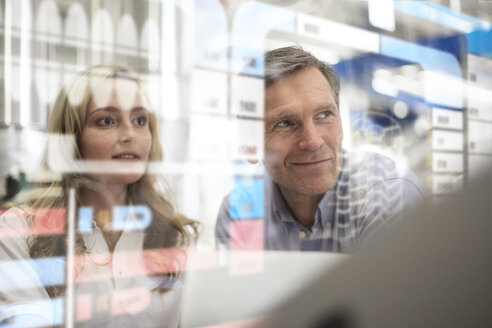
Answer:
[
  {"left": 265, "top": 67, "right": 335, "bottom": 110},
  {"left": 266, "top": 67, "right": 332, "bottom": 93},
  {"left": 266, "top": 65, "right": 329, "bottom": 85},
  {"left": 265, "top": 101, "right": 337, "bottom": 119}
]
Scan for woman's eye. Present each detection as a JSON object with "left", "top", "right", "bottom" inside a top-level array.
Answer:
[
  {"left": 134, "top": 116, "right": 147, "bottom": 126},
  {"left": 97, "top": 117, "right": 114, "bottom": 127}
]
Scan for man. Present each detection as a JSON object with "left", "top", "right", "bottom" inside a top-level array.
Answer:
[{"left": 216, "top": 46, "right": 425, "bottom": 252}]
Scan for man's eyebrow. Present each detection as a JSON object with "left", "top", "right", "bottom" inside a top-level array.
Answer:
[
  {"left": 266, "top": 103, "right": 338, "bottom": 121},
  {"left": 265, "top": 111, "right": 296, "bottom": 122},
  {"left": 315, "top": 103, "right": 338, "bottom": 112}
]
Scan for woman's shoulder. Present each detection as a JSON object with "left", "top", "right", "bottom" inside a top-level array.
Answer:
[
  {"left": 0, "top": 207, "right": 32, "bottom": 261},
  {"left": 0, "top": 206, "right": 31, "bottom": 231}
]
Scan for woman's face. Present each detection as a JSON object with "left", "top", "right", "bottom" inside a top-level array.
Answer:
[{"left": 79, "top": 78, "right": 152, "bottom": 186}]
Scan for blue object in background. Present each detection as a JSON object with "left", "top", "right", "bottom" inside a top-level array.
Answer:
[
  {"left": 112, "top": 205, "right": 152, "bottom": 231},
  {"left": 395, "top": 1, "right": 492, "bottom": 58},
  {"left": 229, "top": 177, "right": 264, "bottom": 220},
  {"left": 77, "top": 207, "right": 93, "bottom": 233},
  {"left": 31, "top": 257, "right": 65, "bottom": 288},
  {"left": 51, "top": 298, "right": 64, "bottom": 326},
  {"left": 467, "top": 29, "right": 492, "bottom": 57},
  {"left": 0, "top": 256, "right": 65, "bottom": 291},
  {"left": 380, "top": 35, "right": 463, "bottom": 109}
]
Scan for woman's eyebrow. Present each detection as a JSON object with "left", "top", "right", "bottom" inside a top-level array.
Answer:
[
  {"left": 131, "top": 106, "right": 149, "bottom": 113},
  {"left": 87, "top": 106, "right": 148, "bottom": 117},
  {"left": 87, "top": 106, "right": 119, "bottom": 117}
]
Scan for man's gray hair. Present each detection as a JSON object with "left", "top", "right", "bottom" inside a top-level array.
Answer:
[{"left": 264, "top": 46, "right": 341, "bottom": 109}]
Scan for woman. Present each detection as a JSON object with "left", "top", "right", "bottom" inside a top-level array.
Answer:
[{"left": 0, "top": 65, "right": 197, "bottom": 326}]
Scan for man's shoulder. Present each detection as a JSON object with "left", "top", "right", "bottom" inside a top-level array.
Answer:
[
  {"left": 346, "top": 149, "right": 396, "bottom": 171},
  {"left": 219, "top": 176, "right": 270, "bottom": 221},
  {"left": 342, "top": 149, "right": 425, "bottom": 198},
  {"left": 345, "top": 149, "right": 413, "bottom": 180}
]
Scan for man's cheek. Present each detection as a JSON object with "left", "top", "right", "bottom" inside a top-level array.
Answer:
[{"left": 264, "top": 150, "right": 285, "bottom": 166}]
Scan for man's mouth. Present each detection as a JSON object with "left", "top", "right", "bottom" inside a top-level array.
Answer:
[{"left": 292, "top": 159, "right": 330, "bottom": 166}]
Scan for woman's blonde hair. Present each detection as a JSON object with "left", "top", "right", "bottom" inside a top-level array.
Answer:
[{"left": 26, "top": 65, "right": 197, "bottom": 297}]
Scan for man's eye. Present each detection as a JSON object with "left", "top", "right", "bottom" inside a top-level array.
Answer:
[
  {"left": 276, "top": 120, "right": 291, "bottom": 128},
  {"left": 318, "top": 111, "right": 332, "bottom": 119},
  {"left": 97, "top": 117, "right": 114, "bottom": 126}
]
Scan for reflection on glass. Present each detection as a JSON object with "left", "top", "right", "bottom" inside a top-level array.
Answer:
[
  {"left": 0, "top": 0, "right": 491, "bottom": 327},
  {"left": 216, "top": 46, "right": 426, "bottom": 253},
  {"left": 64, "top": 3, "right": 89, "bottom": 45},
  {"left": 117, "top": 14, "right": 138, "bottom": 54},
  {"left": 0, "top": 66, "right": 198, "bottom": 327}
]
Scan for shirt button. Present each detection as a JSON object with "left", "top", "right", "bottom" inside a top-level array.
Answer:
[
  {"left": 325, "top": 222, "right": 332, "bottom": 230},
  {"left": 299, "top": 231, "right": 306, "bottom": 239}
]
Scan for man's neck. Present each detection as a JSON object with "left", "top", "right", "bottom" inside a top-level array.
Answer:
[{"left": 279, "top": 187, "right": 323, "bottom": 229}]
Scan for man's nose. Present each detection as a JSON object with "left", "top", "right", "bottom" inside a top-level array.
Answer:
[{"left": 297, "top": 123, "right": 324, "bottom": 151}]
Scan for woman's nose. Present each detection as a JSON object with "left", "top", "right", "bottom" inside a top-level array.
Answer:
[{"left": 119, "top": 120, "right": 136, "bottom": 143}]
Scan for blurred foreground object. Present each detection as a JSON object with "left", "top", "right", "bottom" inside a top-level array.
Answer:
[{"left": 262, "top": 167, "right": 492, "bottom": 328}]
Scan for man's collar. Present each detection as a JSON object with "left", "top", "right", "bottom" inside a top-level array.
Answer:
[{"left": 267, "top": 175, "right": 297, "bottom": 223}]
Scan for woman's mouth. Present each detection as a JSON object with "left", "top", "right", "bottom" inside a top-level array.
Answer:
[{"left": 112, "top": 153, "right": 140, "bottom": 160}]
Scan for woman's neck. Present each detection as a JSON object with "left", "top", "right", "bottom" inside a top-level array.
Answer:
[
  {"left": 80, "top": 183, "right": 128, "bottom": 251},
  {"left": 80, "top": 183, "right": 128, "bottom": 210}
]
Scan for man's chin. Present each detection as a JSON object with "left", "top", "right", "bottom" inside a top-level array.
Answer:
[
  {"left": 299, "top": 184, "right": 335, "bottom": 195},
  {"left": 281, "top": 178, "right": 337, "bottom": 196}
]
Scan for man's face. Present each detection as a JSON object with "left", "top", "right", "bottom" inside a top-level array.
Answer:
[{"left": 264, "top": 66, "right": 343, "bottom": 196}]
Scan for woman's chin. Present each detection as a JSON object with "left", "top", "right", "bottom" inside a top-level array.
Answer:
[{"left": 88, "top": 172, "right": 145, "bottom": 186}]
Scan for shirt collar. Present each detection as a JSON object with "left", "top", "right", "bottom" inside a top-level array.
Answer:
[
  {"left": 268, "top": 150, "right": 349, "bottom": 226},
  {"left": 317, "top": 151, "right": 350, "bottom": 224},
  {"left": 268, "top": 175, "right": 297, "bottom": 223}
]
